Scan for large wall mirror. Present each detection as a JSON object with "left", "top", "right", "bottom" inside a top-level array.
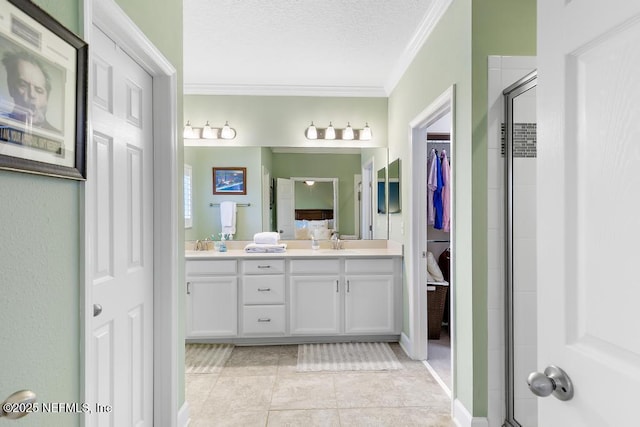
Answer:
[
  {"left": 377, "top": 166, "right": 386, "bottom": 214},
  {"left": 184, "top": 146, "right": 388, "bottom": 241}
]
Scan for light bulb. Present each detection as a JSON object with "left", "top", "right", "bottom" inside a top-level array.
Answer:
[
  {"left": 360, "top": 122, "right": 372, "bottom": 141},
  {"left": 343, "top": 122, "right": 354, "bottom": 140},
  {"left": 221, "top": 121, "right": 236, "bottom": 139},
  {"left": 183, "top": 120, "right": 195, "bottom": 139},
  {"left": 305, "top": 122, "right": 318, "bottom": 140},
  {"left": 325, "top": 122, "right": 336, "bottom": 140},
  {"left": 202, "top": 121, "right": 215, "bottom": 139}
]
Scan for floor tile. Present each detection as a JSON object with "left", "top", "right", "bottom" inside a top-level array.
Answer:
[
  {"left": 267, "top": 409, "right": 340, "bottom": 426},
  {"left": 270, "top": 373, "right": 337, "bottom": 410},
  {"left": 202, "top": 375, "right": 276, "bottom": 414},
  {"left": 339, "top": 407, "right": 455, "bottom": 427},
  {"left": 190, "top": 410, "right": 268, "bottom": 427}
]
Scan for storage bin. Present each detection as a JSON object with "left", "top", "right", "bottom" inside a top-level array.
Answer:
[{"left": 427, "top": 282, "right": 449, "bottom": 339}]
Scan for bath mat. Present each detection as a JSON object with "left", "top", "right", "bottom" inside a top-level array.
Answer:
[
  {"left": 296, "top": 342, "right": 402, "bottom": 372},
  {"left": 185, "top": 343, "right": 233, "bottom": 374}
]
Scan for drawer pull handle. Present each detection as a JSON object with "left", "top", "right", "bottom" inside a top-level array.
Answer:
[
  {"left": 336, "top": 280, "right": 339, "bottom": 293},
  {"left": 257, "top": 265, "right": 271, "bottom": 269},
  {"left": 257, "top": 288, "right": 271, "bottom": 292},
  {"left": 257, "top": 318, "right": 271, "bottom": 322},
  {"left": 186, "top": 282, "right": 191, "bottom": 295},
  {"left": 347, "top": 280, "right": 350, "bottom": 293}
]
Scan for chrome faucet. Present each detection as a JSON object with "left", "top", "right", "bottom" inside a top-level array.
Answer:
[{"left": 194, "top": 239, "right": 209, "bottom": 251}]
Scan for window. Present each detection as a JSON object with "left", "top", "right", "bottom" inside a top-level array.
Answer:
[{"left": 184, "top": 164, "right": 193, "bottom": 228}]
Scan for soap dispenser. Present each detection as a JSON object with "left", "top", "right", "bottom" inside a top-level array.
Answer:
[{"left": 218, "top": 234, "right": 227, "bottom": 252}]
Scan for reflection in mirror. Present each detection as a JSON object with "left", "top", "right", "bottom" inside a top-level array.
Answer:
[
  {"left": 184, "top": 146, "right": 389, "bottom": 241},
  {"left": 289, "top": 178, "right": 337, "bottom": 240},
  {"left": 377, "top": 167, "right": 386, "bottom": 214},
  {"left": 388, "top": 158, "right": 400, "bottom": 214}
]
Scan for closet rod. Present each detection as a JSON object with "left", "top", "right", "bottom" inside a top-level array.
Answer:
[
  {"left": 209, "top": 202, "right": 251, "bottom": 207},
  {"left": 427, "top": 239, "right": 450, "bottom": 243}
]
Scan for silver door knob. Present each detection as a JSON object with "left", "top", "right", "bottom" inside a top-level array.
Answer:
[
  {"left": 527, "top": 365, "right": 574, "bottom": 401},
  {"left": 93, "top": 304, "right": 103, "bottom": 317},
  {"left": 1, "top": 390, "right": 36, "bottom": 419}
]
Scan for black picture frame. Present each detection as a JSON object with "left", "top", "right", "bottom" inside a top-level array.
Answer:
[
  {"left": 213, "top": 167, "right": 247, "bottom": 195},
  {"left": 0, "top": 0, "right": 88, "bottom": 180}
]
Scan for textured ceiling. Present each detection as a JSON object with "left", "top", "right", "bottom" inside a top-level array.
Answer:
[{"left": 183, "top": 0, "right": 440, "bottom": 96}]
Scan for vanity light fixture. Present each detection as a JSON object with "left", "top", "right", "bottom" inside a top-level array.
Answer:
[
  {"left": 343, "top": 122, "right": 354, "bottom": 140},
  {"left": 184, "top": 120, "right": 238, "bottom": 139},
  {"left": 303, "top": 121, "right": 373, "bottom": 141},
  {"left": 304, "top": 180, "right": 315, "bottom": 186}
]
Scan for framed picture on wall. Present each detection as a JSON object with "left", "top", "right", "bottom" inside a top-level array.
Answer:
[
  {"left": 213, "top": 167, "right": 246, "bottom": 195},
  {"left": 0, "top": 0, "right": 88, "bottom": 180}
]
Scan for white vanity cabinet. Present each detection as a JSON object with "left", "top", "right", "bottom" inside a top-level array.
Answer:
[
  {"left": 241, "top": 259, "right": 286, "bottom": 336},
  {"left": 185, "top": 249, "right": 402, "bottom": 343},
  {"left": 185, "top": 260, "right": 238, "bottom": 338},
  {"left": 344, "top": 259, "right": 398, "bottom": 334}
]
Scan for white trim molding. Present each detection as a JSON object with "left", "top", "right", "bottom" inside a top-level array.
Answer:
[
  {"left": 184, "top": 83, "right": 387, "bottom": 98},
  {"left": 83, "top": 1, "right": 179, "bottom": 426},
  {"left": 178, "top": 402, "right": 190, "bottom": 427},
  {"left": 385, "top": 0, "right": 454, "bottom": 94},
  {"left": 453, "top": 399, "right": 489, "bottom": 427}
]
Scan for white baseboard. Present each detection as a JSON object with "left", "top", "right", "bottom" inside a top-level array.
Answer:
[
  {"left": 453, "top": 399, "right": 488, "bottom": 427},
  {"left": 178, "top": 401, "right": 190, "bottom": 427},
  {"left": 399, "top": 332, "right": 412, "bottom": 357}
]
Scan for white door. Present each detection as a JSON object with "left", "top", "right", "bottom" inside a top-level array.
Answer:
[
  {"left": 88, "top": 26, "right": 154, "bottom": 426},
  {"left": 276, "top": 177, "right": 294, "bottom": 239},
  {"left": 537, "top": 1, "right": 640, "bottom": 425}
]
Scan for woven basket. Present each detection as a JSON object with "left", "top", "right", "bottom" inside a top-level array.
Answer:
[{"left": 427, "top": 284, "right": 448, "bottom": 340}]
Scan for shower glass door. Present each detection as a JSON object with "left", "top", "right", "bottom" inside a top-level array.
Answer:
[{"left": 504, "top": 71, "right": 537, "bottom": 427}]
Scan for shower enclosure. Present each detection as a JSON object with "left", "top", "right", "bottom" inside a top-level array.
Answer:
[{"left": 503, "top": 70, "right": 537, "bottom": 427}]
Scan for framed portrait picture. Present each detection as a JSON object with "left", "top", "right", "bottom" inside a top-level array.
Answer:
[
  {"left": 0, "top": 0, "right": 88, "bottom": 180},
  {"left": 213, "top": 167, "right": 246, "bottom": 195}
]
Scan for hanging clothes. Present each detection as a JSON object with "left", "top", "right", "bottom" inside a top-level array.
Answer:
[
  {"left": 441, "top": 150, "right": 451, "bottom": 232},
  {"left": 433, "top": 151, "right": 444, "bottom": 230},
  {"left": 427, "top": 148, "right": 438, "bottom": 225}
]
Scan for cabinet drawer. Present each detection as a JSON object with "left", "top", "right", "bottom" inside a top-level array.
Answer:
[
  {"left": 290, "top": 259, "right": 340, "bottom": 274},
  {"left": 186, "top": 260, "right": 237, "bottom": 276},
  {"left": 345, "top": 258, "right": 394, "bottom": 275},
  {"left": 243, "top": 275, "right": 285, "bottom": 304},
  {"left": 244, "top": 259, "right": 285, "bottom": 275},
  {"left": 242, "top": 306, "right": 286, "bottom": 335}
]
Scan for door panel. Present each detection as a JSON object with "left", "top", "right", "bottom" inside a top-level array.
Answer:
[
  {"left": 89, "top": 26, "right": 154, "bottom": 426},
  {"left": 538, "top": 1, "right": 640, "bottom": 425}
]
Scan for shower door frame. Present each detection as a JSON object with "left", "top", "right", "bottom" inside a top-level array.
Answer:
[{"left": 503, "top": 70, "right": 537, "bottom": 427}]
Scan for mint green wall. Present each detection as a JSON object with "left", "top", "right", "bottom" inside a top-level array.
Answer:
[
  {"left": 295, "top": 181, "right": 333, "bottom": 209},
  {"left": 0, "top": 1, "right": 184, "bottom": 425},
  {"left": 185, "top": 147, "right": 263, "bottom": 241},
  {"left": 387, "top": 0, "right": 536, "bottom": 417},
  {"left": 272, "top": 152, "right": 361, "bottom": 236},
  {"left": 470, "top": 0, "right": 536, "bottom": 414},
  {"left": 184, "top": 95, "right": 387, "bottom": 149}
]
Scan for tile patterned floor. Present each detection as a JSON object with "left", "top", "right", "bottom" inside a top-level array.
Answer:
[{"left": 186, "top": 343, "right": 454, "bottom": 426}]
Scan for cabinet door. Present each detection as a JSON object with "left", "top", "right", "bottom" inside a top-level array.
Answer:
[
  {"left": 186, "top": 276, "right": 237, "bottom": 338},
  {"left": 344, "top": 275, "right": 395, "bottom": 334},
  {"left": 290, "top": 275, "right": 340, "bottom": 335}
]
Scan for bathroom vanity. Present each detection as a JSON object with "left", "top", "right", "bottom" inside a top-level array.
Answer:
[{"left": 185, "top": 240, "right": 403, "bottom": 344}]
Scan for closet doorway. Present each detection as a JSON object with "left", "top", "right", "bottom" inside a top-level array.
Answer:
[{"left": 409, "top": 86, "right": 455, "bottom": 395}]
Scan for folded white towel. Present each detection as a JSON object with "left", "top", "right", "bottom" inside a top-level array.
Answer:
[
  {"left": 244, "top": 243, "right": 287, "bottom": 253},
  {"left": 253, "top": 232, "right": 280, "bottom": 245},
  {"left": 220, "top": 201, "right": 236, "bottom": 236}
]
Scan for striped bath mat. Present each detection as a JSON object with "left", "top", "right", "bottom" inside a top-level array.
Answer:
[
  {"left": 185, "top": 343, "right": 233, "bottom": 374},
  {"left": 297, "top": 342, "right": 402, "bottom": 372}
]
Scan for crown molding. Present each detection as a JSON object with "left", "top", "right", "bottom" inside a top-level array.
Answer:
[
  {"left": 384, "top": 0, "right": 454, "bottom": 95},
  {"left": 183, "top": 83, "right": 387, "bottom": 98}
]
